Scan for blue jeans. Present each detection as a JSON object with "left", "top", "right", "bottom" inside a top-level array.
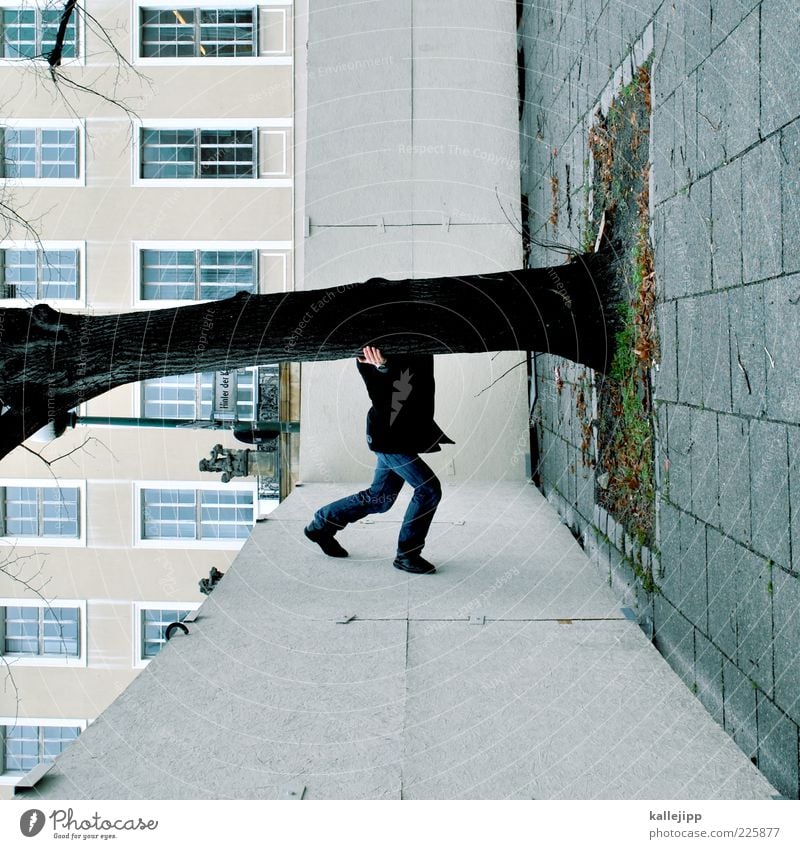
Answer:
[{"left": 310, "top": 452, "right": 442, "bottom": 557}]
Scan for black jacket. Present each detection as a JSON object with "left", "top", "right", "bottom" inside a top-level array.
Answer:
[{"left": 356, "top": 354, "right": 455, "bottom": 454}]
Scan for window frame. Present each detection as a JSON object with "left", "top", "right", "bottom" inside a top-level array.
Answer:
[
  {"left": 132, "top": 0, "right": 293, "bottom": 66},
  {"left": 0, "top": 598, "right": 87, "bottom": 667},
  {"left": 0, "top": 479, "right": 87, "bottom": 547},
  {"left": 0, "top": 717, "right": 86, "bottom": 783},
  {"left": 0, "top": 1, "right": 86, "bottom": 66},
  {"left": 0, "top": 118, "right": 85, "bottom": 187},
  {"left": 132, "top": 601, "right": 201, "bottom": 668},
  {"left": 139, "top": 245, "right": 259, "bottom": 302},
  {"left": 0, "top": 240, "right": 86, "bottom": 307},
  {"left": 131, "top": 240, "right": 290, "bottom": 306},
  {"left": 133, "top": 480, "right": 257, "bottom": 550},
  {"left": 132, "top": 119, "right": 291, "bottom": 187},
  {"left": 136, "top": 367, "right": 259, "bottom": 422}
]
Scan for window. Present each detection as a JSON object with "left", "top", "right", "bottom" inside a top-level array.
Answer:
[
  {"left": 0, "top": 4, "right": 78, "bottom": 60},
  {"left": 140, "top": 127, "right": 255, "bottom": 179},
  {"left": 134, "top": 242, "right": 291, "bottom": 302},
  {"left": 139, "top": 486, "right": 255, "bottom": 543},
  {"left": 142, "top": 369, "right": 257, "bottom": 421},
  {"left": 1, "top": 724, "right": 80, "bottom": 776},
  {"left": 0, "top": 124, "right": 80, "bottom": 180},
  {"left": 0, "top": 599, "right": 86, "bottom": 667},
  {"left": 1, "top": 605, "right": 80, "bottom": 657},
  {"left": 134, "top": 122, "right": 291, "bottom": 185},
  {"left": 132, "top": 601, "right": 200, "bottom": 667},
  {"left": 135, "top": 4, "right": 291, "bottom": 62},
  {"left": 141, "top": 607, "right": 192, "bottom": 658},
  {"left": 140, "top": 248, "right": 256, "bottom": 300},
  {"left": 140, "top": 7, "right": 255, "bottom": 58},
  {"left": 0, "top": 245, "right": 80, "bottom": 302},
  {"left": 0, "top": 485, "right": 80, "bottom": 539}
]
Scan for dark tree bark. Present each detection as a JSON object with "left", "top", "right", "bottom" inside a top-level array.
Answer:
[
  {"left": 46, "top": 0, "right": 78, "bottom": 68},
  {"left": 0, "top": 250, "right": 623, "bottom": 460}
]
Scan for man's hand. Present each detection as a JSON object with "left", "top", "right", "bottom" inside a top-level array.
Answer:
[{"left": 358, "top": 346, "right": 387, "bottom": 368}]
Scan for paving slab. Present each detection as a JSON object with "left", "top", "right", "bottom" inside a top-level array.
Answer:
[
  {"left": 757, "top": 691, "right": 800, "bottom": 800},
  {"left": 403, "top": 619, "right": 774, "bottom": 800},
  {"left": 716, "top": 413, "right": 752, "bottom": 545},
  {"left": 760, "top": 0, "right": 800, "bottom": 136},
  {"left": 741, "top": 138, "right": 783, "bottom": 285},
  {"left": 781, "top": 121, "right": 800, "bottom": 275},
  {"left": 772, "top": 566, "right": 800, "bottom": 725},
  {"left": 727, "top": 282, "right": 767, "bottom": 417},
  {"left": 711, "top": 159, "right": 743, "bottom": 288},
  {"left": 764, "top": 273, "right": 800, "bottom": 422},
  {"left": 696, "top": 10, "right": 759, "bottom": 173},
  {"left": 26, "top": 482, "right": 775, "bottom": 800},
  {"left": 749, "top": 419, "right": 790, "bottom": 571}
]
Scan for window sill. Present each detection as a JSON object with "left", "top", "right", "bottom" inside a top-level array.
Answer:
[
  {"left": 0, "top": 654, "right": 88, "bottom": 668},
  {"left": 134, "top": 56, "right": 292, "bottom": 67},
  {"left": 133, "top": 177, "right": 292, "bottom": 188}
]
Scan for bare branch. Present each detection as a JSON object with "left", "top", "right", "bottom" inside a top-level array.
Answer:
[
  {"left": 45, "top": 0, "right": 78, "bottom": 69},
  {"left": 473, "top": 358, "right": 529, "bottom": 398},
  {"left": 21, "top": 435, "right": 116, "bottom": 471}
]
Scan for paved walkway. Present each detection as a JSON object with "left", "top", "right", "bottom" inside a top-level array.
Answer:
[
  {"left": 518, "top": 0, "right": 800, "bottom": 799},
  {"left": 27, "top": 482, "right": 775, "bottom": 799}
]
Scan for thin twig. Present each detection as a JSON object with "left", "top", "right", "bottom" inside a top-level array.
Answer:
[
  {"left": 734, "top": 334, "right": 752, "bottom": 395},
  {"left": 474, "top": 358, "right": 528, "bottom": 397},
  {"left": 495, "top": 185, "right": 524, "bottom": 237}
]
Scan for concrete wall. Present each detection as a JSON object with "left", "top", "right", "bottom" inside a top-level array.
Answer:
[
  {"left": 297, "top": 0, "right": 529, "bottom": 485},
  {"left": 519, "top": 0, "right": 800, "bottom": 799}
]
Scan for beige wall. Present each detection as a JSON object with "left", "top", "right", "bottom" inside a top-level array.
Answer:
[{"left": 0, "top": 0, "right": 296, "bottom": 791}]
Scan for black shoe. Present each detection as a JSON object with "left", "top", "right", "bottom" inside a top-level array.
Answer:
[
  {"left": 304, "top": 524, "right": 349, "bottom": 557},
  {"left": 393, "top": 553, "right": 436, "bottom": 574}
]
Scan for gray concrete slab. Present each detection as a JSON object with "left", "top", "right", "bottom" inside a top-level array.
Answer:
[
  {"left": 749, "top": 419, "right": 790, "bottom": 571},
  {"left": 696, "top": 10, "right": 760, "bottom": 174},
  {"left": 699, "top": 294, "right": 732, "bottom": 413},
  {"left": 711, "top": 160, "right": 743, "bottom": 289},
  {"left": 32, "top": 612, "right": 408, "bottom": 799},
  {"left": 717, "top": 413, "right": 752, "bottom": 545},
  {"left": 706, "top": 528, "right": 742, "bottom": 662},
  {"left": 301, "top": 228, "right": 416, "bottom": 290},
  {"left": 727, "top": 282, "right": 767, "bottom": 417},
  {"left": 741, "top": 138, "right": 783, "bottom": 285},
  {"left": 406, "top": 225, "right": 523, "bottom": 270},
  {"left": 772, "top": 566, "right": 800, "bottom": 725},
  {"left": 781, "top": 121, "right": 800, "bottom": 276},
  {"left": 27, "top": 481, "right": 775, "bottom": 800},
  {"left": 519, "top": 0, "right": 800, "bottom": 800},
  {"left": 403, "top": 619, "right": 773, "bottom": 800},
  {"left": 689, "top": 407, "right": 719, "bottom": 526},
  {"left": 764, "top": 273, "right": 800, "bottom": 423},
  {"left": 664, "top": 402, "right": 692, "bottom": 511},
  {"left": 694, "top": 627, "right": 725, "bottom": 726},
  {"left": 677, "top": 297, "right": 705, "bottom": 405},
  {"left": 757, "top": 692, "right": 800, "bottom": 800},
  {"left": 723, "top": 656, "right": 760, "bottom": 760},
  {"left": 654, "top": 303, "right": 678, "bottom": 402},
  {"left": 404, "top": 510, "right": 623, "bottom": 622},
  {"left": 789, "top": 425, "right": 800, "bottom": 577},
  {"left": 710, "top": 0, "right": 760, "bottom": 51},
  {"left": 760, "top": 0, "right": 800, "bottom": 136}
]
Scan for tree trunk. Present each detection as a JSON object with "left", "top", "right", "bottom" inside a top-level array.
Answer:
[{"left": 0, "top": 250, "right": 623, "bottom": 460}]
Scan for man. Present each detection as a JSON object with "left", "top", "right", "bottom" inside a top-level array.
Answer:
[{"left": 304, "top": 346, "right": 454, "bottom": 574}]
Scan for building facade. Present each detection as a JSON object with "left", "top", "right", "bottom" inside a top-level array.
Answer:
[{"left": 0, "top": 0, "right": 297, "bottom": 793}]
